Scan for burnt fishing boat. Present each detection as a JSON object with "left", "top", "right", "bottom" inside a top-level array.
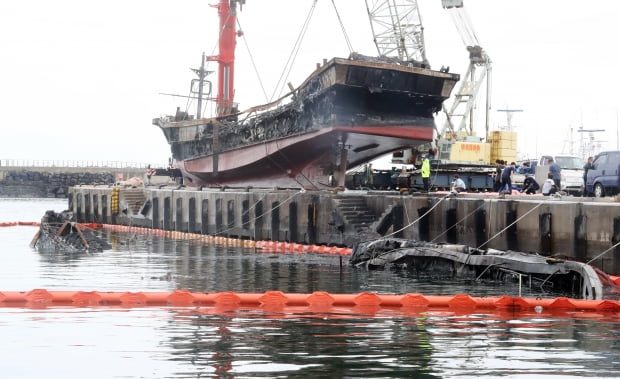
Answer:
[
  {"left": 154, "top": 0, "right": 459, "bottom": 189},
  {"left": 350, "top": 238, "right": 620, "bottom": 300},
  {"left": 30, "top": 210, "right": 111, "bottom": 254}
]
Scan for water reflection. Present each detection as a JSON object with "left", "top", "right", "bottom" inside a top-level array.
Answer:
[
  {"left": 38, "top": 230, "right": 572, "bottom": 298},
  {"left": 148, "top": 307, "right": 620, "bottom": 378},
  {"left": 162, "top": 310, "right": 437, "bottom": 378},
  {"left": 2, "top": 207, "right": 620, "bottom": 378}
]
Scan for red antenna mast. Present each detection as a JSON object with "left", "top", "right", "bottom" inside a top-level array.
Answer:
[{"left": 207, "top": 0, "right": 244, "bottom": 116}]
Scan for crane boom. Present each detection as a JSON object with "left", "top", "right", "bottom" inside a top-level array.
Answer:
[
  {"left": 206, "top": 0, "right": 245, "bottom": 117},
  {"left": 365, "top": 0, "right": 428, "bottom": 65},
  {"left": 439, "top": 0, "right": 491, "bottom": 141}
]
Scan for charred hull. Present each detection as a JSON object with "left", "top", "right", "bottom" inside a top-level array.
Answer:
[
  {"left": 154, "top": 57, "right": 459, "bottom": 188},
  {"left": 350, "top": 238, "right": 619, "bottom": 300},
  {"left": 30, "top": 210, "right": 111, "bottom": 253}
]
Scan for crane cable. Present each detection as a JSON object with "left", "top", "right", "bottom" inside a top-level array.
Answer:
[
  {"left": 236, "top": 17, "right": 270, "bottom": 104},
  {"left": 260, "top": 0, "right": 320, "bottom": 189},
  {"left": 331, "top": 0, "right": 354, "bottom": 54},
  {"left": 270, "top": 0, "right": 318, "bottom": 102},
  {"left": 446, "top": 6, "right": 480, "bottom": 47}
]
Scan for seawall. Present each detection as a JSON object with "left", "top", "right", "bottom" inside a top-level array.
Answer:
[{"left": 68, "top": 186, "right": 620, "bottom": 276}]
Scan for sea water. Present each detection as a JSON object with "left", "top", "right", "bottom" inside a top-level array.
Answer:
[{"left": 0, "top": 198, "right": 619, "bottom": 378}]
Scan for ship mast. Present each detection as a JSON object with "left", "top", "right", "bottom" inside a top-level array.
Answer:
[{"left": 208, "top": 0, "right": 244, "bottom": 117}]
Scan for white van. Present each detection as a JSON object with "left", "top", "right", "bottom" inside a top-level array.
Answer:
[{"left": 535, "top": 155, "right": 585, "bottom": 195}]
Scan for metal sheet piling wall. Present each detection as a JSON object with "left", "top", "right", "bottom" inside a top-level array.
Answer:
[{"left": 69, "top": 187, "right": 620, "bottom": 275}]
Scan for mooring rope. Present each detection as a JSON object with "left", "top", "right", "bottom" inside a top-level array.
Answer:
[
  {"left": 385, "top": 192, "right": 452, "bottom": 239},
  {"left": 361, "top": 192, "right": 453, "bottom": 252},
  {"left": 476, "top": 200, "right": 546, "bottom": 250},
  {"left": 587, "top": 240, "right": 620, "bottom": 264},
  {"left": 430, "top": 201, "right": 486, "bottom": 243}
]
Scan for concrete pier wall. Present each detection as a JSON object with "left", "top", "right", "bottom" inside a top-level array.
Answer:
[{"left": 68, "top": 186, "right": 620, "bottom": 275}]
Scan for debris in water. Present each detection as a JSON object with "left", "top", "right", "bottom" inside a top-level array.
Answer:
[{"left": 30, "top": 210, "right": 112, "bottom": 253}]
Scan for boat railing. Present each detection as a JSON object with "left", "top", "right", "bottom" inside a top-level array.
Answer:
[{"left": 0, "top": 159, "right": 164, "bottom": 169}]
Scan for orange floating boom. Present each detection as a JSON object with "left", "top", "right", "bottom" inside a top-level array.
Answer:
[{"left": 0, "top": 289, "right": 619, "bottom": 313}]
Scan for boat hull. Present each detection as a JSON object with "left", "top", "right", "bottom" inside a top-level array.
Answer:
[{"left": 179, "top": 124, "right": 433, "bottom": 188}]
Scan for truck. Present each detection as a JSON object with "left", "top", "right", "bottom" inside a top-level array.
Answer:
[{"left": 535, "top": 154, "right": 585, "bottom": 196}]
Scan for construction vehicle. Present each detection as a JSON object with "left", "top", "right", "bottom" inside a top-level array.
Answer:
[
  {"left": 382, "top": 0, "right": 523, "bottom": 191},
  {"left": 349, "top": 0, "right": 519, "bottom": 191}
]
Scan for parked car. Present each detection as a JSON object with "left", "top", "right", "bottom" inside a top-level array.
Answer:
[
  {"left": 586, "top": 151, "right": 620, "bottom": 197},
  {"left": 535, "top": 154, "right": 585, "bottom": 195}
]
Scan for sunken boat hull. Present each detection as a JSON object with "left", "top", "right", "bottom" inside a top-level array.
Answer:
[
  {"left": 155, "top": 56, "right": 459, "bottom": 189},
  {"left": 350, "top": 238, "right": 619, "bottom": 300}
]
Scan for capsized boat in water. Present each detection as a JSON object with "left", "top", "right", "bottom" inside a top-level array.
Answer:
[
  {"left": 154, "top": 1, "right": 459, "bottom": 189},
  {"left": 350, "top": 238, "right": 619, "bottom": 301},
  {"left": 30, "top": 210, "right": 111, "bottom": 253}
]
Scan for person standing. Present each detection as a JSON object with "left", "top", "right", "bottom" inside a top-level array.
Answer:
[
  {"left": 493, "top": 160, "right": 504, "bottom": 191},
  {"left": 501, "top": 161, "right": 516, "bottom": 194},
  {"left": 583, "top": 156, "right": 593, "bottom": 196},
  {"left": 364, "top": 163, "right": 374, "bottom": 188},
  {"left": 146, "top": 165, "right": 156, "bottom": 186},
  {"left": 421, "top": 155, "right": 431, "bottom": 192},
  {"left": 548, "top": 158, "right": 561, "bottom": 190}
]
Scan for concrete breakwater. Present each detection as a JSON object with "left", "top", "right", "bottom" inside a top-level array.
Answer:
[
  {"left": 68, "top": 185, "right": 620, "bottom": 276},
  {"left": 0, "top": 166, "right": 147, "bottom": 198}
]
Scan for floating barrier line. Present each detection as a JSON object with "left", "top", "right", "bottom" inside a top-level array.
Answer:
[
  {"left": 0, "top": 221, "right": 41, "bottom": 227},
  {"left": 98, "top": 223, "right": 352, "bottom": 255},
  {"left": 0, "top": 290, "right": 618, "bottom": 314},
  {"left": 0, "top": 221, "right": 352, "bottom": 255}
]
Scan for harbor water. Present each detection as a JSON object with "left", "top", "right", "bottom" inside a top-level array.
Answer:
[{"left": 1, "top": 198, "right": 619, "bottom": 378}]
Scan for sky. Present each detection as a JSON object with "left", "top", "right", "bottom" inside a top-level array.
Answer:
[{"left": 1, "top": 0, "right": 619, "bottom": 167}]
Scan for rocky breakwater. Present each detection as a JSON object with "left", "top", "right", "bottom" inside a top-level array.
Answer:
[{"left": 0, "top": 166, "right": 145, "bottom": 198}]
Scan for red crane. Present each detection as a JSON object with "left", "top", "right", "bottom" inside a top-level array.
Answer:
[{"left": 207, "top": 0, "right": 245, "bottom": 116}]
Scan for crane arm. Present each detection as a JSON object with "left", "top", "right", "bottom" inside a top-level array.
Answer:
[
  {"left": 365, "top": 0, "right": 428, "bottom": 65},
  {"left": 438, "top": 0, "right": 492, "bottom": 141}
]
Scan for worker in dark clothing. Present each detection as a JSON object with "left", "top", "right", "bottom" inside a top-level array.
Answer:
[
  {"left": 493, "top": 159, "right": 504, "bottom": 191},
  {"left": 583, "top": 156, "right": 593, "bottom": 196},
  {"left": 521, "top": 174, "right": 540, "bottom": 194},
  {"left": 501, "top": 161, "right": 516, "bottom": 194},
  {"left": 548, "top": 158, "right": 561, "bottom": 189}
]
